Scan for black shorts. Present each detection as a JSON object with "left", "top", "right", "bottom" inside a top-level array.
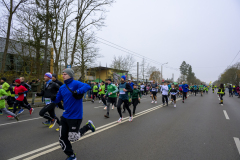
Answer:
[
  {"left": 152, "top": 92, "right": 157, "bottom": 96},
  {"left": 171, "top": 95, "right": 176, "bottom": 101},
  {"left": 107, "top": 97, "right": 117, "bottom": 104}
]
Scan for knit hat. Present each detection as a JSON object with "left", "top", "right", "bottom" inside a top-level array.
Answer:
[
  {"left": 63, "top": 68, "right": 74, "bottom": 78},
  {"left": 45, "top": 72, "right": 52, "bottom": 79},
  {"left": 121, "top": 75, "right": 126, "bottom": 81},
  {"left": 52, "top": 73, "right": 57, "bottom": 78},
  {"left": 15, "top": 79, "right": 21, "bottom": 84},
  {"left": 1, "top": 77, "right": 6, "bottom": 81}
]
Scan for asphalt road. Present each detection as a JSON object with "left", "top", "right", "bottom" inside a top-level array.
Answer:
[{"left": 1, "top": 90, "right": 240, "bottom": 160}]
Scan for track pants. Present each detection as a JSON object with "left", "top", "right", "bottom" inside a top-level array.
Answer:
[
  {"left": 106, "top": 97, "right": 117, "bottom": 114},
  {"left": 1, "top": 108, "right": 16, "bottom": 117},
  {"left": 162, "top": 95, "right": 168, "bottom": 104},
  {"left": 13, "top": 100, "right": 31, "bottom": 113},
  {"left": 100, "top": 94, "right": 107, "bottom": 106},
  {"left": 132, "top": 98, "right": 139, "bottom": 114},
  {"left": 59, "top": 116, "right": 90, "bottom": 156},
  {"left": 117, "top": 98, "right": 131, "bottom": 117},
  {"left": 7, "top": 96, "right": 14, "bottom": 107},
  {"left": 39, "top": 103, "right": 59, "bottom": 124},
  {"left": 194, "top": 90, "right": 197, "bottom": 96}
]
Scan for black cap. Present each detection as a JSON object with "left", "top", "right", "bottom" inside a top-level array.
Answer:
[
  {"left": 107, "top": 79, "right": 112, "bottom": 82},
  {"left": 52, "top": 73, "right": 57, "bottom": 78},
  {"left": 1, "top": 77, "right": 6, "bottom": 81},
  {"left": 32, "top": 80, "right": 36, "bottom": 82}
]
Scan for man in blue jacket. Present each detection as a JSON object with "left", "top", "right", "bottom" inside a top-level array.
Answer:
[
  {"left": 52, "top": 68, "right": 95, "bottom": 160},
  {"left": 182, "top": 81, "right": 189, "bottom": 103}
]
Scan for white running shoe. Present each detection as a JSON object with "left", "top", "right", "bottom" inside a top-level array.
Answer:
[
  {"left": 129, "top": 116, "right": 133, "bottom": 122},
  {"left": 174, "top": 104, "right": 176, "bottom": 107},
  {"left": 117, "top": 117, "right": 122, "bottom": 123},
  {"left": 151, "top": 101, "right": 154, "bottom": 104},
  {"left": 112, "top": 105, "right": 114, "bottom": 109},
  {"left": 99, "top": 100, "right": 102, "bottom": 103},
  {"left": 104, "top": 107, "right": 107, "bottom": 110},
  {"left": 155, "top": 101, "right": 157, "bottom": 104}
]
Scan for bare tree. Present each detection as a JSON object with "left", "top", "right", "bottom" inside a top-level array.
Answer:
[
  {"left": 1, "top": 0, "right": 28, "bottom": 73},
  {"left": 110, "top": 55, "right": 135, "bottom": 73}
]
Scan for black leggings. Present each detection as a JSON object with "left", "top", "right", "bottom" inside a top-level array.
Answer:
[
  {"left": 13, "top": 100, "right": 31, "bottom": 113},
  {"left": 39, "top": 103, "right": 59, "bottom": 124},
  {"left": 194, "top": 90, "right": 197, "bottom": 96},
  {"left": 23, "top": 97, "right": 30, "bottom": 106},
  {"left": 132, "top": 98, "right": 139, "bottom": 114},
  {"left": 183, "top": 92, "right": 187, "bottom": 100},
  {"left": 59, "top": 116, "right": 89, "bottom": 156},
  {"left": 117, "top": 98, "right": 131, "bottom": 117},
  {"left": 100, "top": 94, "right": 107, "bottom": 105}
]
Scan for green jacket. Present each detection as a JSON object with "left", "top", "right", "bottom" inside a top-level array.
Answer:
[
  {"left": 2, "top": 82, "right": 11, "bottom": 96},
  {"left": 99, "top": 84, "right": 105, "bottom": 95},
  {"left": 31, "top": 82, "right": 39, "bottom": 92},
  {"left": 93, "top": 85, "right": 98, "bottom": 93},
  {"left": 130, "top": 89, "right": 141, "bottom": 99},
  {"left": 0, "top": 88, "right": 8, "bottom": 109},
  {"left": 105, "top": 83, "right": 118, "bottom": 98},
  {"left": 218, "top": 88, "right": 225, "bottom": 95}
]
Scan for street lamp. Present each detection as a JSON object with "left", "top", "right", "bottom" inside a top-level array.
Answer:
[{"left": 161, "top": 62, "right": 168, "bottom": 83}]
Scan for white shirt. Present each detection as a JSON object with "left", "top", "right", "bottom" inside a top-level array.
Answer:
[{"left": 161, "top": 85, "right": 169, "bottom": 95}]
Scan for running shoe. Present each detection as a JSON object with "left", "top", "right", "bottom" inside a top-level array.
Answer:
[
  {"left": 42, "top": 121, "right": 50, "bottom": 126},
  {"left": 182, "top": 100, "right": 184, "bottom": 103},
  {"left": 99, "top": 100, "right": 102, "bottom": 103},
  {"left": 129, "top": 116, "right": 133, "bottom": 122},
  {"left": 18, "top": 109, "right": 24, "bottom": 115},
  {"left": 7, "top": 115, "right": 14, "bottom": 119},
  {"left": 29, "top": 108, "right": 34, "bottom": 115},
  {"left": 155, "top": 101, "right": 157, "bottom": 104},
  {"left": 0, "top": 112, "right": 3, "bottom": 115},
  {"left": 117, "top": 117, "right": 122, "bottom": 123},
  {"left": 104, "top": 113, "right": 109, "bottom": 118},
  {"left": 49, "top": 119, "right": 57, "bottom": 128},
  {"left": 65, "top": 154, "right": 77, "bottom": 160},
  {"left": 86, "top": 120, "right": 95, "bottom": 132},
  {"left": 163, "top": 103, "right": 165, "bottom": 106},
  {"left": 15, "top": 116, "right": 19, "bottom": 121},
  {"left": 112, "top": 105, "right": 114, "bottom": 109},
  {"left": 104, "top": 106, "right": 107, "bottom": 110},
  {"left": 151, "top": 101, "right": 154, "bottom": 104},
  {"left": 56, "top": 127, "right": 59, "bottom": 132},
  {"left": 174, "top": 105, "right": 176, "bottom": 108},
  {"left": 92, "top": 100, "right": 94, "bottom": 103}
]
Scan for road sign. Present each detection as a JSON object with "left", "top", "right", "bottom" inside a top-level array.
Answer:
[{"left": 67, "top": 65, "right": 71, "bottom": 68}]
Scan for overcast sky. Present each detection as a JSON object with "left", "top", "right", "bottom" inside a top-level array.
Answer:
[{"left": 95, "top": 0, "right": 240, "bottom": 84}]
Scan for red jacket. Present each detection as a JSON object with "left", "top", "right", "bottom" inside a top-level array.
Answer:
[{"left": 14, "top": 85, "right": 28, "bottom": 101}]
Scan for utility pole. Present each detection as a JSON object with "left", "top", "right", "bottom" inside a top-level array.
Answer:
[
  {"left": 43, "top": 0, "right": 49, "bottom": 77},
  {"left": 161, "top": 62, "right": 168, "bottom": 83},
  {"left": 137, "top": 62, "right": 139, "bottom": 83}
]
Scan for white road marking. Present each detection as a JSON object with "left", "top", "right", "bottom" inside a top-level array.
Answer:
[
  {"left": 234, "top": 137, "right": 240, "bottom": 155},
  {"left": 0, "top": 117, "right": 42, "bottom": 127},
  {"left": 223, "top": 110, "right": 230, "bottom": 120},
  {"left": 10, "top": 97, "right": 184, "bottom": 160}
]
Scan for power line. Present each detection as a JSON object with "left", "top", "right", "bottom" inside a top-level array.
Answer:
[
  {"left": 96, "top": 36, "right": 179, "bottom": 71},
  {"left": 229, "top": 50, "right": 240, "bottom": 66}
]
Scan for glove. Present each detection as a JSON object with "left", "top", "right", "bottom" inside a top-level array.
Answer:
[
  {"left": 51, "top": 95, "right": 56, "bottom": 101},
  {"left": 72, "top": 91, "right": 84, "bottom": 99},
  {"left": 68, "top": 132, "right": 81, "bottom": 142},
  {"left": 18, "top": 92, "right": 24, "bottom": 95}
]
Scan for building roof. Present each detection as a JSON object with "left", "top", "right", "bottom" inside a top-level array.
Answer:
[{"left": 87, "top": 66, "right": 128, "bottom": 73}]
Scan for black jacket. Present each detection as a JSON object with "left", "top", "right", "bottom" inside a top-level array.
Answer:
[
  {"left": 37, "top": 81, "right": 60, "bottom": 98},
  {"left": 21, "top": 82, "right": 31, "bottom": 91},
  {"left": 53, "top": 79, "right": 63, "bottom": 86}
]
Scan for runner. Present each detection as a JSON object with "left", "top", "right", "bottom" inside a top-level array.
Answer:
[
  {"left": 161, "top": 82, "right": 169, "bottom": 106},
  {"left": 169, "top": 84, "right": 178, "bottom": 107},
  {"left": 91, "top": 82, "right": 98, "bottom": 103},
  {"left": 104, "top": 79, "right": 118, "bottom": 118},
  {"left": 199, "top": 83, "right": 204, "bottom": 96},
  {"left": 212, "top": 85, "right": 215, "bottom": 93},
  {"left": 130, "top": 83, "right": 141, "bottom": 117},
  {"left": 179, "top": 84, "right": 183, "bottom": 97},
  {"left": 182, "top": 81, "right": 188, "bottom": 103},
  {"left": 0, "top": 77, "right": 12, "bottom": 108},
  {"left": 0, "top": 85, "right": 19, "bottom": 121},
  {"left": 116, "top": 76, "right": 133, "bottom": 122},
  {"left": 19, "top": 77, "right": 31, "bottom": 108},
  {"left": 7, "top": 79, "right": 34, "bottom": 118},
  {"left": 150, "top": 80, "right": 158, "bottom": 104},
  {"left": 99, "top": 81, "right": 107, "bottom": 107},
  {"left": 217, "top": 83, "right": 225, "bottom": 105},
  {"left": 140, "top": 83, "right": 145, "bottom": 96},
  {"left": 229, "top": 85, "right": 233, "bottom": 97},
  {"left": 193, "top": 83, "right": 198, "bottom": 96},
  {"left": 51, "top": 68, "right": 95, "bottom": 160},
  {"left": 36, "top": 72, "right": 61, "bottom": 129}
]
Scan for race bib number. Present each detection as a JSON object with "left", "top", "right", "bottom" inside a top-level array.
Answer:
[
  {"left": 45, "top": 98, "right": 51, "bottom": 105},
  {"left": 15, "top": 95, "right": 19, "bottom": 99},
  {"left": 152, "top": 88, "right": 156, "bottom": 92},
  {"left": 24, "top": 94, "right": 26, "bottom": 97},
  {"left": 119, "top": 88, "right": 125, "bottom": 94}
]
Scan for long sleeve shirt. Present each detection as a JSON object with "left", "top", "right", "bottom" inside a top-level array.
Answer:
[{"left": 161, "top": 85, "right": 169, "bottom": 95}]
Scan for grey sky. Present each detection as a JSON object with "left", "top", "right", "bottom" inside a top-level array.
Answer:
[{"left": 95, "top": 0, "right": 240, "bottom": 83}]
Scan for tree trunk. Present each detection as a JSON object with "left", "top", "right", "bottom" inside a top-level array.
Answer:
[
  {"left": 1, "top": 2, "right": 13, "bottom": 73},
  {"left": 43, "top": 0, "right": 49, "bottom": 77}
]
